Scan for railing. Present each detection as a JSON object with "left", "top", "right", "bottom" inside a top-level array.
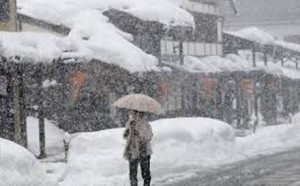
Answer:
[
  {"left": 160, "top": 39, "right": 223, "bottom": 59},
  {"left": 185, "top": 1, "right": 221, "bottom": 15}
]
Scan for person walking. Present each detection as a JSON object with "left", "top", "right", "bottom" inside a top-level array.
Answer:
[{"left": 123, "top": 110, "right": 153, "bottom": 186}]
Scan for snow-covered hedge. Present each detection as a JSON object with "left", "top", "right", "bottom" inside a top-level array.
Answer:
[
  {"left": 61, "top": 117, "right": 235, "bottom": 185},
  {"left": 0, "top": 138, "right": 57, "bottom": 186}
]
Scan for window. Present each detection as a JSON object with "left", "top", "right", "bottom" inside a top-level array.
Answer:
[{"left": 0, "top": 0, "right": 10, "bottom": 22}]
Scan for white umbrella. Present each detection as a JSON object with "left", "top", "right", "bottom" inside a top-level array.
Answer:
[{"left": 112, "top": 94, "right": 165, "bottom": 115}]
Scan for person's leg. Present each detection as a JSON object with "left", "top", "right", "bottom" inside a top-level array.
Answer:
[
  {"left": 140, "top": 156, "right": 151, "bottom": 186},
  {"left": 129, "top": 159, "right": 139, "bottom": 186}
]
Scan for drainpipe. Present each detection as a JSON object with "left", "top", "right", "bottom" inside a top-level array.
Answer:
[{"left": 179, "top": 40, "right": 184, "bottom": 65}]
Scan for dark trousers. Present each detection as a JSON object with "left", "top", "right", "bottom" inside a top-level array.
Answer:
[{"left": 129, "top": 156, "right": 151, "bottom": 186}]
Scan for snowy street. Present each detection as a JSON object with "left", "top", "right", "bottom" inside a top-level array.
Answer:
[{"left": 163, "top": 147, "right": 300, "bottom": 186}]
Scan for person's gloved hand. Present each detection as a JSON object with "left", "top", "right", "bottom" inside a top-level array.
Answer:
[{"left": 132, "top": 129, "right": 139, "bottom": 136}]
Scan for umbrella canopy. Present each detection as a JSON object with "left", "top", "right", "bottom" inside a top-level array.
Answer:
[{"left": 113, "top": 94, "right": 165, "bottom": 115}]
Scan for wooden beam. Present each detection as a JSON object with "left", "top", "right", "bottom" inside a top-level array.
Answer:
[
  {"left": 10, "top": 65, "right": 23, "bottom": 145},
  {"left": 37, "top": 64, "right": 46, "bottom": 158},
  {"left": 252, "top": 46, "right": 256, "bottom": 67},
  {"left": 18, "top": 64, "right": 27, "bottom": 148},
  {"left": 281, "top": 58, "right": 284, "bottom": 66},
  {"left": 179, "top": 40, "right": 184, "bottom": 65},
  {"left": 263, "top": 52, "right": 268, "bottom": 66}
]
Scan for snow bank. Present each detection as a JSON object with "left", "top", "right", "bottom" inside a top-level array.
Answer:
[
  {"left": 27, "top": 116, "right": 65, "bottom": 160},
  {"left": 236, "top": 123, "right": 300, "bottom": 159},
  {"left": 52, "top": 116, "right": 300, "bottom": 185},
  {"left": 17, "top": 0, "right": 193, "bottom": 72},
  {"left": 151, "top": 118, "right": 235, "bottom": 166},
  {"left": 61, "top": 117, "right": 235, "bottom": 185},
  {"left": 0, "top": 31, "right": 91, "bottom": 63},
  {"left": 0, "top": 138, "right": 57, "bottom": 186}
]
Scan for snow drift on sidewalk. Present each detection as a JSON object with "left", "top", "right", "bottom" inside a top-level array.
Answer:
[
  {"left": 0, "top": 138, "right": 57, "bottom": 186},
  {"left": 235, "top": 121, "right": 300, "bottom": 160},
  {"left": 233, "top": 111, "right": 300, "bottom": 159},
  {"left": 26, "top": 116, "right": 65, "bottom": 160},
  {"left": 50, "top": 117, "right": 300, "bottom": 185},
  {"left": 60, "top": 117, "right": 235, "bottom": 186}
]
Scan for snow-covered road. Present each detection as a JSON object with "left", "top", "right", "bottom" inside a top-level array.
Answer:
[{"left": 162, "top": 147, "right": 300, "bottom": 186}]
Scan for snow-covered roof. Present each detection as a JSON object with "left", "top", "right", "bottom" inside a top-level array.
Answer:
[
  {"left": 18, "top": 0, "right": 194, "bottom": 28},
  {"left": 0, "top": 31, "right": 91, "bottom": 63},
  {"left": 16, "top": 0, "right": 193, "bottom": 72},
  {"left": 163, "top": 54, "right": 300, "bottom": 80},
  {"left": 227, "top": 27, "right": 300, "bottom": 52}
]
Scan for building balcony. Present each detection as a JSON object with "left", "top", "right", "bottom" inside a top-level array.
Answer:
[
  {"left": 185, "top": 1, "right": 221, "bottom": 16},
  {"left": 161, "top": 39, "right": 223, "bottom": 61}
]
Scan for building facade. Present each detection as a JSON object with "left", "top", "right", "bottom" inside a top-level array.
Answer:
[
  {"left": 0, "top": 0, "right": 18, "bottom": 31},
  {"left": 161, "top": 0, "right": 226, "bottom": 61},
  {"left": 224, "top": 0, "right": 300, "bottom": 44}
]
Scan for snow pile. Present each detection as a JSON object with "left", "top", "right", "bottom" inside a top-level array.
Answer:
[
  {"left": 61, "top": 117, "right": 235, "bottom": 185},
  {"left": 45, "top": 116, "right": 300, "bottom": 185},
  {"left": 151, "top": 118, "right": 235, "bottom": 170},
  {"left": 236, "top": 123, "right": 300, "bottom": 158},
  {"left": 230, "top": 27, "right": 275, "bottom": 45},
  {"left": 0, "top": 31, "right": 91, "bottom": 63},
  {"left": 0, "top": 138, "right": 57, "bottom": 186},
  {"left": 43, "top": 79, "right": 58, "bottom": 88},
  {"left": 27, "top": 116, "right": 65, "bottom": 160},
  {"left": 17, "top": 0, "right": 194, "bottom": 72}
]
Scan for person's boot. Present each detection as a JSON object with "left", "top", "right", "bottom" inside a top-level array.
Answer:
[{"left": 130, "top": 179, "right": 138, "bottom": 186}]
